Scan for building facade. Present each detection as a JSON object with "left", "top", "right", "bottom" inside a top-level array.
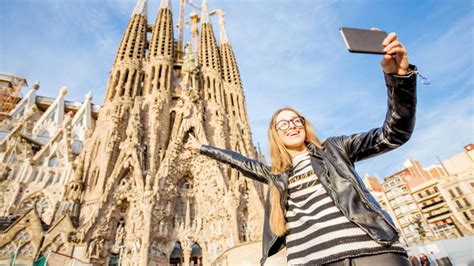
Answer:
[
  {"left": 382, "top": 169, "right": 434, "bottom": 245},
  {"left": 0, "top": 74, "right": 27, "bottom": 123},
  {"left": 376, "top": 147, "right": 474, "bottom": 246},
  {"left": 0, "top": 0, "right": 266, "bottom": 265}
]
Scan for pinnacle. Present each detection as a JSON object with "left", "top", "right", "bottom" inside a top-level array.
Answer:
[
  {"left": 159, "top": 0, "right": 171, "bottom": 10},
  {"left": 132, "top": 0, "right": 147, "bottom": 18},
  {"left": 201, "top": 0, "right": 210, "bottom": 24},
  {"left": 218, "top": 12, "right": 230, "bottom": 45}
]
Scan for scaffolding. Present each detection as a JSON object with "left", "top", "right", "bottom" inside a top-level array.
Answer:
[{"left": 0, "top": 74, "right": 27, "bottom": 122}]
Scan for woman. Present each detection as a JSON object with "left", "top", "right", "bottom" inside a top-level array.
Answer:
[
  {"left": 419, "top": 253, "right": 430, "bottom": 266},
  {"left": 185, "top": 32, "right": 416, "bottom": 265}
]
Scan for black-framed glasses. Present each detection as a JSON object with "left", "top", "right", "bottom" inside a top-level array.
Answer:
[{"left": 275, "top": 117, "right": 305, "bottom": 131}]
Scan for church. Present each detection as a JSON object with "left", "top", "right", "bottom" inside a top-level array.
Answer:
[{"left": 0, "top": 0, "right": 277, "bottom": 264}]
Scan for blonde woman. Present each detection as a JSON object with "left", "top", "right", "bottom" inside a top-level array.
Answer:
[{"left": 185, "top": 32, "right": 415, "bottom": 265}]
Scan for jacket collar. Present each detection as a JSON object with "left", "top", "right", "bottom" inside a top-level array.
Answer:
[{"left": 305, "top": 141, "right": 324, "bottom": 159}]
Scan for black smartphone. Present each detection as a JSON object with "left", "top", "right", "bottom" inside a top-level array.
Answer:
[{"left": 339, "top": 27, "right": 388, "bottom": 54}]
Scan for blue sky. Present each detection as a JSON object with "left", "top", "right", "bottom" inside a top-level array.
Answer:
[{"left": 1, "top": 0, "right": 473, "bottom": 181}]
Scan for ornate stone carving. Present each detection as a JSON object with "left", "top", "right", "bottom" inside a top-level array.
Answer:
[{"left": 1, "top": 1, "right": 265, "bottom": 265}]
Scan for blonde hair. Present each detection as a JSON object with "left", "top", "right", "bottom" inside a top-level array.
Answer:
[{"left": 267, "top": 107, "right": 323, "bottom": 236}]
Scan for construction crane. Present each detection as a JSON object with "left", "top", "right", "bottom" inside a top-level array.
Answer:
[{"left": 176, "top": 0, "right": 226, "bottom": 58}]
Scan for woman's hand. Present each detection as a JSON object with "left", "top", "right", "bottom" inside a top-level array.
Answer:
[
  {"left": 374, "top": 29, "right": 409, "bottom": 75},
  {"left": 184, "top": 134, "right": 202, "bottom": 152}
]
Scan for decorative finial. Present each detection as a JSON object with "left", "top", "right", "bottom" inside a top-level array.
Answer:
[
  {"left": 159, "top": 0, "right": 171, "bottom": 9},
  {"left": 201, "top": 0, "right": 210, "bottom": 23},
  {"left": 217, "top": 10, "right": 229, "bottom": 44},
  {"left": 33, "top": 81, "right": 40, "bottom": 90},
  {"left": 60, "top": 86, "right": 68, "bottom": 95},
  {"left": 132, "top": 0, "right": 147, "bottom": 18},
  {"left": 86, "top": 91, "right": 93, "bottom": 101}
]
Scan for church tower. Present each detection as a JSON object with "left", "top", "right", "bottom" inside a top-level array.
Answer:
[
  {"left": 0, "top": 0, "right": 265, "bottom": 265},
  {"left": 199, "top": 0, "right": 227, "bottom": 149}
]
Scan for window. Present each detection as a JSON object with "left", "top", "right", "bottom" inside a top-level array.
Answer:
[
  {"left": 448, "top": 189, "right": 456, "bottom": 198},
  {"left": 455, "top": 187, "right": 463, "bottom": 196},
  {"left": 48, "top": 155, "right": 58, "bottom": 167},
  {"left": 400, "top": 205, "right": 409, "bottom": 213},
  {"left": 455, "top": 200, "right": 463, "bottom": 209},
  {"left": 396, "top": 197, "right": 404, "bottom": 205},
  {"left": 462, "top": 212, "right": 471, "bottom": 221},
  {"left": 462, "top": 198, "right": 471, "bottom": 207}
]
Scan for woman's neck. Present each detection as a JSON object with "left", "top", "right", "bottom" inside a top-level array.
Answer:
[{"left": 288, "top": 146, "right": 308, "bottom": 158}]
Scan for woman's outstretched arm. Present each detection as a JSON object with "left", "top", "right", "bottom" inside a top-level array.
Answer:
[{"left": 185, "top": 135, "right": 272, "bottom": 184}]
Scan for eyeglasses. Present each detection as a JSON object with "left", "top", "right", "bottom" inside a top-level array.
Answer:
[{"left": 275, "top": 117, "right": 305, "bottom": 131}]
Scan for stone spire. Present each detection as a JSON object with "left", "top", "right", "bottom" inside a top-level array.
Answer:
[
  {"left": 148, "top": 0, "right": 174, "bottom": 60},
  {"left": 105, "top": 0, "right": 148, "bottom": 101},
  {"left": 219, "top": 14, "right": 242, "bottom": 86},
  {"left": 145, "top": 0, "right": 174, "bottom": 95},
  {"left": 199, "top": 1, "right": 226, "bottom": 148},
  {"left": 217, "top": 8, "right": 253, "bottom": 158},
  {"left": 132, "top": 0, "right": 148, "bottom": 18},
  {"left": 199, "top": 1, "right": 220, "bottom": 72}
]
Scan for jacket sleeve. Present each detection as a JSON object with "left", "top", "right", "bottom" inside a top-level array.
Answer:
[
  {"left": 334, "top": 65, "right": 417, "bottom": 163},
  {"left": 199, "top": 145, "right": 272, "bottom": 184}
]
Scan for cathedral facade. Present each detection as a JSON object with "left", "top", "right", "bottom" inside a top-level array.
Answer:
[{"left": 0, "top": 0, "right": 267, "bottom": 264}]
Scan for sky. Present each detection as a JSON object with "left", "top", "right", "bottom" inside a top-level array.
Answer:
[{"left": 1, "top": 0, "right": 473, "bottom": 181}]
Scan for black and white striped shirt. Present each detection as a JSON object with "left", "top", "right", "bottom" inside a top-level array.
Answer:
[{"left": 286, "top": 152, "right": 405, "bottom": 265}]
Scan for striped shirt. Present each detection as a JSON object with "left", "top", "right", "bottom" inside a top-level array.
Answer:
[{"left": 286, "top": 152, "right": 405, "bottom": 265}]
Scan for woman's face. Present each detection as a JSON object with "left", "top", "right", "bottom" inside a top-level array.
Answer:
[{"left": 275, "top": 110, "right": 306, "bottom": 151}]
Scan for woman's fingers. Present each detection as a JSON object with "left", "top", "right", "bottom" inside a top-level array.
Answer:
[
  {"left": 383, "top": 40, "right": 401, "bottom": 53},
  {"left": 382, "top": 32, "right": 397, "bottom": 46},
  {"left": 385, "top": 47, "right": 406, "bottom": 55}
]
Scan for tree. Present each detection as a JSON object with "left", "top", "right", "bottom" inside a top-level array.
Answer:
[{"left": 413, "top": 216, "right": 427, "bottom": 242}]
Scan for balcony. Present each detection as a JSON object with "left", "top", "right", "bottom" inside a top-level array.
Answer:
[
  {"left": 427, "top": 211, "right": 451, "bottom": 221},
  {"left": 421, "top": 201, "right": 445, "bottom": 212},
  {"left": 417, "top": 192, "right": 438, "bottom": 202}
]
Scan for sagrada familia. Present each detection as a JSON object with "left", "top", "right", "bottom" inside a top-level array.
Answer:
[{"left": 0, "top": 0, "right": 270, "bottom": 264}]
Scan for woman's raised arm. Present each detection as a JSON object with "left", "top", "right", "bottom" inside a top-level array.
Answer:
[{"left": 332, "top": 32, "right": 417, "bottom": 163}]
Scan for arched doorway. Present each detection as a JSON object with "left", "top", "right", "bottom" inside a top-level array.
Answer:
[
  {"left": 190, "top": 242, "right": 202, "bottom": 265},
  {"left": 169, "top": 241, "right": 183, "bottom": 266}
]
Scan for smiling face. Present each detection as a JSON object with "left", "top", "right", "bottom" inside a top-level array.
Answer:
[{"left": 275, "top": 110, "right": 307, "bottom": 153}]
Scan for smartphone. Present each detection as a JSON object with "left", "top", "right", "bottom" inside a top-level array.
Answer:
[{"left": 339, "top": 27, "right": 388, "bottom": 54}]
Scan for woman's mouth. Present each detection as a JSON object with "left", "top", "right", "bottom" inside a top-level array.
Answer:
[{"left": 287, "top": 131, "right": 300, "bottom": 137}]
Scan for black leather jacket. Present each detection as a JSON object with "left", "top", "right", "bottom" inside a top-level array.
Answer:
[{"left": 200, "top": 68, "right": 417, "bottom": 265}]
